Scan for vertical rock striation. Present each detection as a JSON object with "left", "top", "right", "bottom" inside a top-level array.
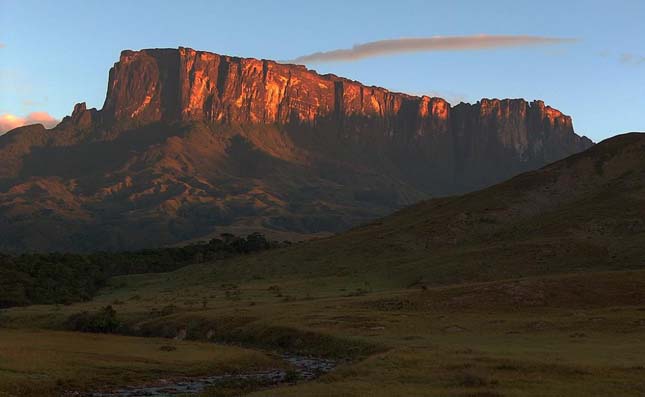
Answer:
[
  {"left": 95, "top": 47, "right": 591, "bottom": 192},
  {"left": 99, "top": 48, "right": 590, "bottom": 156}
]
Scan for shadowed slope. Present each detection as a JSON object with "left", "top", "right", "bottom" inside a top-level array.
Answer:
[{"left": 191, "top": 132, "right": 644, "bottom": 287}]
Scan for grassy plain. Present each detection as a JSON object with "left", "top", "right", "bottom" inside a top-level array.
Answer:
[{"left": 2, "top": 267, "right": 645, "bottom": 396}]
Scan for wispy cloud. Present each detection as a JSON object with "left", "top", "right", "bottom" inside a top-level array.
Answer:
[
  {"left": 620, "top": 53, "right": 645, "bottom": 66},
  {"left": 287, "top": 35, "right": 577, "bottom": 64},
  {"left": 0, "top": 112, "right": 59, "bottom": 134}
]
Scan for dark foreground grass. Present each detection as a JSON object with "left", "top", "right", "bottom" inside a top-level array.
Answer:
[{"left": 0, "top": 329, "right": 279, "bottom": 397}]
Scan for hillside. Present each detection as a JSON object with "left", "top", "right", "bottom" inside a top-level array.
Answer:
[
  {"left": 175, "top": 132, "right": 645, "bottom": 288},
  {"left": 0, "top": 47, "right": 592, "bottom": 252}
]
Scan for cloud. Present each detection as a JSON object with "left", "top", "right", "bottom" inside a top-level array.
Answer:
[
  {"left": 0, "top": 43, "right": 5, "bottom": 49},
  {"left": 287, "top": 35, "right": 577, "bottom": 64},
  {"left": 0, "top": 112, "right": 59, "bottom": 134},
  {"left": 620, "top": 53, "right": 645, "bottom": 65}
]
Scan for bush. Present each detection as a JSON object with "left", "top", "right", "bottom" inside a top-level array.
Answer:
[
  {"left": 66, "top": 305, "right": 123, "bottom": 333},
  {"left": 160, "top": 304, "right": 178, "bottom": 316},
  {"left": 159, "top": 345, "right": 177, "bottom": 352}
]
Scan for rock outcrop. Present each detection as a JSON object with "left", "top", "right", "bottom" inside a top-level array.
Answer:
[{"left": 100, "top": 48, "right": 588, "bottom": 155}]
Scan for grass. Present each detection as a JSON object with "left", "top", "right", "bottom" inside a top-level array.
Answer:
[
  {"left": 2, "top": 269, "right": 645, "bottom": 396},
  {"left": 0, "top": 328, "right": 279, "bottom": 397},
  {"left": 245, "top": 341, "right": 645, "bottom": 397}
]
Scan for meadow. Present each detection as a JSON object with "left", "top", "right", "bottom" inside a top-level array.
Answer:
[{"left": 2, "top": 263, "right": 644, "bottom": 396}]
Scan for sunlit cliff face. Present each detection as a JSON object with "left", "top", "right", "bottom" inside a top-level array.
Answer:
[
  {"left": 63, "top": 46, "right": 589, "bottom": 162},
  {"left": 99, "top": 48, "right": 574, "bottom": 144},
  {"left": 102, "top": 47, "right": 455, "bottom": 127}
]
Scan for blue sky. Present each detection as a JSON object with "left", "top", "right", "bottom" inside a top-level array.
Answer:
[{"left": 0, "top": 0, "right": 643, "bottom": 141}]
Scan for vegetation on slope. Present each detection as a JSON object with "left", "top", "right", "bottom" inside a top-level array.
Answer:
[
  {"left": 188, "top": 132, "right": 645, "bottom": 289},
  {"left": 0, "top": 233, "right": 285, "bottom": 308}
]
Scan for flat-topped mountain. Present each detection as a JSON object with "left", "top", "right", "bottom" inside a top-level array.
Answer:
[{"left": 0, "top": 47, "right": 592, "bottom": 252}]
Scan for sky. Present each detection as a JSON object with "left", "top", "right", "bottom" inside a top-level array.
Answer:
[{"left": 0, "top": 0, "right": 643, "bottom": 141}]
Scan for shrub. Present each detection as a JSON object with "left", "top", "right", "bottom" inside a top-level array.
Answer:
[
  {"left": 66, "top": 305, "right": 123, "bottom": 333},
  {"left": 159, "top": 345, "right": 177, "bottom": 352},
  {"left": 160, "top": 304, "right": 178, "bottom": 316}
]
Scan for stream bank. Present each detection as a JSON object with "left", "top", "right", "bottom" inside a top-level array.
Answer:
[{"left": 88, "top": 353, "right": 337, "bottom": 397}]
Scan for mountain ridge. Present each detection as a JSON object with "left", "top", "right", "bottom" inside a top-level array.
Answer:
[{"left": 73, "top": 48, "right": 591, "bottom": 148}]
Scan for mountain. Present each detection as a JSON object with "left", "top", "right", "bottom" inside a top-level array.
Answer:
[
  {"left": 0, "top": 47, "right": 592, "bottom": 252},
  {"left": 199, "top": 132, "right": 645, "bottom": 287}
]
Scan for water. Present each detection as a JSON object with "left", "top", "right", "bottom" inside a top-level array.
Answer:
[{"left": 88, "top": 354, "right": 336, "bottom": 397}]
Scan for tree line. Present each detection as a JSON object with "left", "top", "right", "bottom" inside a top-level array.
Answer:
[{"left": 0, "top": 233, "right": 288, "bottom": 308}]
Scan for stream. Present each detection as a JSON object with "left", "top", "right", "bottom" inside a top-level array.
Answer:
[{"left": 88, "top": 354, "right": 337, "bottom": 396}]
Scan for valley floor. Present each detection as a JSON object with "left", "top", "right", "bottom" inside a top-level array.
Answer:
[{"left": 2, "top": 267, "right": 645, "bottom": 396}]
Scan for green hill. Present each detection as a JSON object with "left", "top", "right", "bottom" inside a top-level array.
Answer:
[{"left": 165, "top": 132, "right": 645, "bottom": 290}]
